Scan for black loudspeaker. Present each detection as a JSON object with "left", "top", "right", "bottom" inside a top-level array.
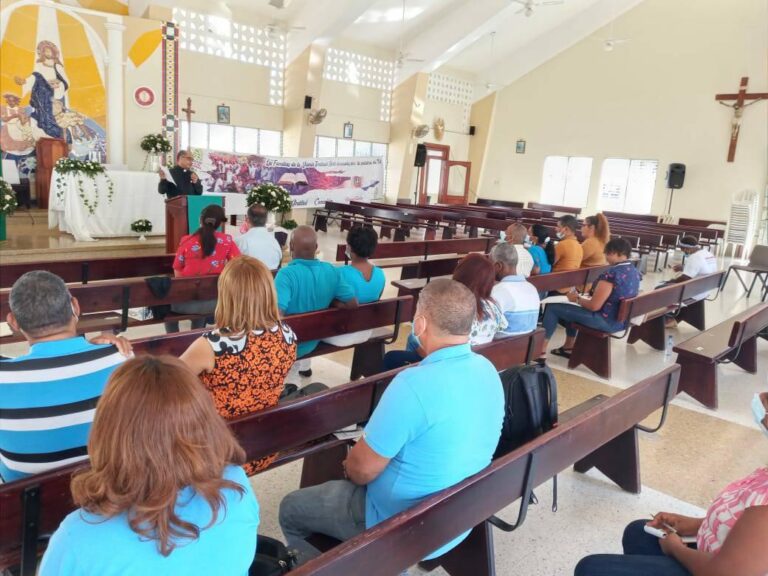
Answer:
[
  {"left": 469, "top": 125, "right": 476, "bottom": 136},
  {"left": 304, "top": 95, "right": 313, "bottom": 110},
  {"left": 667, "top": 163, "right": 685, "bottom": 189},
  {"left": 414, "top": 144, "right": 427, "bottom": 167}
]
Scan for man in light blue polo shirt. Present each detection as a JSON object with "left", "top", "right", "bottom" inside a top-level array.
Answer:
[
  {"left": 279, "top": 279, "right": 504, "bottom": 564},
  {"left": 275, "top": 225, "right": 357, "bottom": 377},
  {"left": 490, "top": 242, "right": 540, "bottom": 335},
  {"left": 0, "top": 271, "right": 129, "bottom": 482}
]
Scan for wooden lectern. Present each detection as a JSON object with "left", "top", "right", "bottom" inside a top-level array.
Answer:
[
  {"left": 35, "top": 138, "right": 68, "bottom": 209},
  {"left": 165, "top": 195, "right": 225, "bottom": 253}
]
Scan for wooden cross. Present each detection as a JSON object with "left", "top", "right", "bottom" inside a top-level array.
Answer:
[
  {"left": 181, "top": 97, "right": 195, "bottom": 149},
  {"left": 715, "top": 77, "right": 768, "bottom": 162}
]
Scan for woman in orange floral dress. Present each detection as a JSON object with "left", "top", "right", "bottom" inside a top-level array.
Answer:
[{"left": 181, "top": 255, "right": 297, "bottom": 474}]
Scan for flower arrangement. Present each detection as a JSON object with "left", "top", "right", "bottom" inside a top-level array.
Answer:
[
  {"left": 140, "top": 133, "right": 173, "bottom": 153},
  {"left": 280, "top": 219, "right": 298, "bottom": 230},
  {"left": 246, "top": 183, "right": 292, "bottom": 214},
  {"left": 0, "top": 179, "right": 18, "bottom": 216},
  {"left": 55, "top": 158, "right": 114, "bottom": 216},
  {"left": 130, "top": 219, "right": 153, "bottom": 233}
]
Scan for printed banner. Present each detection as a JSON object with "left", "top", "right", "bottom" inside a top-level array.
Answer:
[{"left": 190, "top": 148, "right": 383, "bottom": 209}]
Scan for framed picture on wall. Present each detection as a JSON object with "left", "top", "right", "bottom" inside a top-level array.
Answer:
[
  {"left": 343, "top": 122, "right": 354, "bottom": 139},
  {"left": 217, "top": 104, "right": 230, "bottom": 124},
  {"left": 516, "top": 140, "right": 526, "bottom": 154}
]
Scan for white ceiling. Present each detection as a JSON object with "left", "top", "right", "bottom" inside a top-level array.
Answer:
[{"left": 151, "top": 0, "right": 646, "bottom": 98}]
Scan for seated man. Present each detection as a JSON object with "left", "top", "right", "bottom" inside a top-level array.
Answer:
[
  {"left": 490, "top": 242, "right": 541, "bottom": 335},
  {"left": 279, "top": 279, "right": 504, "bottom": 563},
  {"left": 504, "top": 222, "right": 534, "bottom": 278},
  {"left": 275, "top": 225, "right": 357, "bottom": 378},
  {"left": 235, "top": 203, "right": 283, "bottom": 271},
  {"left": 0, "top": 271, "right": 130, "bottom": 482},
  {"left": 662, "top": 236, "right": 718, "bottom": 327}
]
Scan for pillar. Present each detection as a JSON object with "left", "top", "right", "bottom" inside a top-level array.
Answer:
[{"left": 105, "top": 18, "right": 126, "bottom": 166}]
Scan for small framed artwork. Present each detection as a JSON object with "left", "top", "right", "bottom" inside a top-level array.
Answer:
[
  {"left": 515, "top": 140, "right": 526, "bottom": 154},
  {"left": 217, "top": 104, "right": 230, "bottom": 124},
  {"left": 343, "top": 122, "right": 354, "bottom": 139}
]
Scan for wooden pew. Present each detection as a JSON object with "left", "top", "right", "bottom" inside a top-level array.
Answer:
[
  {"left": 569, "top": 273, "right": 724, "bottom": 378},
  {"left": 0, "top": 330, "right": 544, "bottom": 575},
  {"left": 475, "top": 198, "right": 524, "bottom": 209},
  {"left": 289, "top": 365, "right": 680, "bottom": 576},
  {"left": 1, "top": 255, "right": 175, "bottom": 288},
  {"left": 603, "top": 210, "right": 659, "bottom": 222},
  {"left": 673, "top": 303, "right": 768, "bottom": 409},
  {"left": 527, "top": 201, "right": 582, "bottom": 215},
  {"left": 133, "top": 296, "right": 415, "bottom": 380}
]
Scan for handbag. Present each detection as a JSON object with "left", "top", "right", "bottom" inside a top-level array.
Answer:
[{"left": 248, "top": 535, "right": 298, "bottom": 576}]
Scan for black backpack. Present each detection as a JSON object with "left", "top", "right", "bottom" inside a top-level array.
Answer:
[{"left": 489, "top": 363, "right": 559, "bottom": 532}]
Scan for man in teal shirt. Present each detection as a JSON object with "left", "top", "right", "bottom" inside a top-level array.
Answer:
[
  {"left": 275, "top": 225, "right": 357, "bottom": 376},
  {"left": 279, "top": 279, "right": 504, "bottom": 564}
]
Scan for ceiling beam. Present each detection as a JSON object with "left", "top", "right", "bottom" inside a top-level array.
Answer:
[
  {"left": 472, "top": 0, "right": 645, "bottom": 101},
  {"left": 394, "top": 0, "right": 513, "bottom": 85},
  {"left": 285, "top": 0, "right": 381, "bottom": 63}
]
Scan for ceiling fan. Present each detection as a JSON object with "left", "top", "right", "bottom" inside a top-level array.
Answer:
[
  {"left": 308, "top": 108, "right": 327, "bottom": 125},
  {"left": 396, "top": 0, "right": 425, "bottom": 69},
  {"left": 511, "top": 0, "right": 565, "bottom": 18}
]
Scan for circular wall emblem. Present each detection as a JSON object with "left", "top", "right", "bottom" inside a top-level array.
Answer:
[{"left": 134, "top": 87, "right": 155, "bottom": 108}]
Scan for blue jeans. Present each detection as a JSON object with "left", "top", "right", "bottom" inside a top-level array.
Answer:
[
  {"left": 279, "top": 480, "right": 367, "bottom": 564},
  {"left": 574, "top": 520, "right": 692, "bottom": 576},
  {"left": 542, "top": 303, "right": 622, "bottom": 339},
  {"left": 382, "top": 333, "right": 423, "bottom": 371}
]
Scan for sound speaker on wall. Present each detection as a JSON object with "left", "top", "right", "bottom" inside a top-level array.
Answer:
[
  {"left": 667, "top": 163, "right": 686, "bottom": 189},
  {"left": 304, "top": 95, "right": 313, "bottom": 110},
  {"left": 414, "top": 144, "right": 427, "bottom": 167},
  {"left": 469, "top": 125, "right": 476, "bottom": 136}
]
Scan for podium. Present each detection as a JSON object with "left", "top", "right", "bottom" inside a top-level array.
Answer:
[
  {"left": 165, "top": 195, "right": 225, "bottom": 253},
  {"left": 35, "top": 138, "right": 68, "bottom": 209}
]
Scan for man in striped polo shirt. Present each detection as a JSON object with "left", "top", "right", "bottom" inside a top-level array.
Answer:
[{"left": 0, "top": 271, "right": 129, "bottom": 482}]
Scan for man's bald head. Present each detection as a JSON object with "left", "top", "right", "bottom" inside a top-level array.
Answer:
[
  {"left": 290, "top": 225, "right": 318, "bottom": 260},
  {"left": 417, "top": 278, "right": 475, "bottom": 337},
  {"left": 505, "top": 223, "right": 527, "bottom": 245}
]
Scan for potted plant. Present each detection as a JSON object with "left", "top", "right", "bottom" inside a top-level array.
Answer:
[
  {"left": 130, "top": 218, "right": 153, "bottom": 242},
  {"left": 140, "top": 133, "right": 173, "bottom": 172},
  {"left": 0, "top": 178, "right": 17, "bottom": 242},
  {"left": 245, "top": 183, "right": 292, "bottom": 228}
]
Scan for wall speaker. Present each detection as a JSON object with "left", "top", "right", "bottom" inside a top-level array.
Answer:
[
  {"left": 304, "top": 95, "right": 313, "bottom": 110},
  {"left": 469, "top": 125, "right": 476, "bottom": 136},
  {"left": 414, "top": 144, "right": 427, "bottom": 167},
  {"left": 667, "top": 163, "right": 686, "bottom": 189}
]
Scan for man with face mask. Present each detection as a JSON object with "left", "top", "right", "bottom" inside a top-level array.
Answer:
[
  {"left": 574, "top": 392, "right": 768, "bottom": 576},
  {"left": 504, "top": 222, "right": 535, "bottom": 278},
  {"left": 279, "top": 279, "right": 504, "bottom": 564},
  {"left": 158, "top": 150, "right": 203, "bottom": 198}
]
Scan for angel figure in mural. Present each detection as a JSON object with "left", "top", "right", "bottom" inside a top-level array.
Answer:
[
  {"left": 0, "top": 94, "right": 39, "bottom": 156},
  {"left": 14, "top": 40, "right": 70, "bottom": 141}
]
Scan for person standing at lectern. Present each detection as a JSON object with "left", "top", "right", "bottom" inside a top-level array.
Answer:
[{"left": 158, "top": 150, "right": 203, "bottom": 198}]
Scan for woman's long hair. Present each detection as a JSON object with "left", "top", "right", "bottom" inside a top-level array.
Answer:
[
  {"left": 452, "top": 253, "right": 496, "bottom": 319},
  {"left": 71, "top": 356, "right": 246, "bottom": 556},
  {"left": 195, "top": 204, "right": 227, "bottom": 258},
  {"left": 584, "top": 213, "right": 611, "bottom": 245},
  {"left": 216, "top": 256, "right": 281, "bottom": 334},
  {"left": 531, "top": 224, "right": 555, "bottom": 265}
]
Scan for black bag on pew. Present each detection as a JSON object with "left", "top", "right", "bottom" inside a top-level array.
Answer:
[{"left": 249, "top": 535, "right": 298, "bottom": 575}]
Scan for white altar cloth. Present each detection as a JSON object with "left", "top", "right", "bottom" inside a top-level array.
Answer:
[{"left": 49, "top": 169, "right": 166, "bottom": 242}]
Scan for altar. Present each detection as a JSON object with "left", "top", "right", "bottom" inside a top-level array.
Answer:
[
  {"left": 48, "top": 169, "right": 255, "bottom": 242},
  {"left": 49, "top": 169, "right": 166, "bottom": 242}
]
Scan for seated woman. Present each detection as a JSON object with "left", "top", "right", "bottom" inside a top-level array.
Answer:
[
  {"left": 574, "top": 392, "right": 768, "bottom": 576},
  {"left": 528, "top": 224, "right": 554, "bottom": 275},
  {"left": 39, "top": 356, "right": 259, "bottom": 575},
  {"left": 181, "top": 256, "right": 297, "bottom": 473},
  {"left": 552, "top": 215, "right": 583, "bottom": 273},
  {"left": 382, "top": 253, "right": 506, "bottom": 369},
  {"left": 324, "top": 226, "right": 386, "bottom": 347},
  {"left": 166, "top": 204, "right": 241, "bottom": 333},
  {"left": 541, "top": 238, "right": 640, "bottom": 359},
  {"left": 580, "top": 213, "right": 610, "bottom": 267}
]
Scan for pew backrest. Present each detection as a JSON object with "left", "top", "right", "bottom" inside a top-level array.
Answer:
[{"left": 728, "top": 303, "right": 768, "bottom": 348}]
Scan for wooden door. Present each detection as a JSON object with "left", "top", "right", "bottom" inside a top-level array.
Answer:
[
  {"left": 417, "top": 144, "right": 450, "bottom": 205},
  {"left": 438, "top": 161, "right": 471, "bottom": 205}
]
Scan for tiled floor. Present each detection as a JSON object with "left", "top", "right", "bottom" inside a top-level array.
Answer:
[{"left": 2, "top": 220, "right": 765, "bottom": 575}]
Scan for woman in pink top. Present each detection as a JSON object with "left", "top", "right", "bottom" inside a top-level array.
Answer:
[{"left": 574, "top": 392, "right": 768, "bottom": 576}]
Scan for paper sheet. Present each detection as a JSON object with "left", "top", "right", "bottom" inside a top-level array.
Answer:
[{"left": 160, "top": 165, "right": 176, "bottom": 187}]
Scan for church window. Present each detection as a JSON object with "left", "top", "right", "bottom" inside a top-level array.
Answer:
[
  {"left": 598, "top": 158, "right": 658, "bottom": 214},
  {"left": 540, "top": 156, "right": 592, "bottom": 208}
]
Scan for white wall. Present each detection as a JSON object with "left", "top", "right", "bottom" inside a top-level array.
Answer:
[
  {"left": 317, "top": 79, "right": 390, "bottom": 144},
  {"left": 478, "top": 0, "right": 768, "bottom": 220}
]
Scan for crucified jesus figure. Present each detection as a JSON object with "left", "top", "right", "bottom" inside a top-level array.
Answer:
[{"left": 719, "top": 98, "right": 763, "bottom": 143}]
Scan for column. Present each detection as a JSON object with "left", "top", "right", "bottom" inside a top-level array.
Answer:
[{"left": 105, "top": 18, "right": 126, "bottom": 166}]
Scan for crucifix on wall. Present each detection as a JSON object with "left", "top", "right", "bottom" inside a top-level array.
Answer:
[
  {"left": 181, "top": 97, "right": 195, "bottom": 150},
  {"left": 715, "top": 77, "right": 767, "bottom": 162}
]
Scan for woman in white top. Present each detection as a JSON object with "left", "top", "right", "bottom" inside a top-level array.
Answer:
[{"left": 452, "top": 253, "right": 507, "bottom": 344}]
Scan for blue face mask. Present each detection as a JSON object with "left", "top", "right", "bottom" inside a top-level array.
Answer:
[
  {"left": 556, "top": 231, "right": 565, "bottom": 240},
  {"left": 408, "top": 321, "right": 422, "bottom": 351},
  {"left": 499, "top": 231, "right": 507, "bottom": 242},
  {"left": 523, "top": 234, "right": 531, "bottom": 247},
  {"left": 752, "top": 394, "right": 768, "bottom": 438}
]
